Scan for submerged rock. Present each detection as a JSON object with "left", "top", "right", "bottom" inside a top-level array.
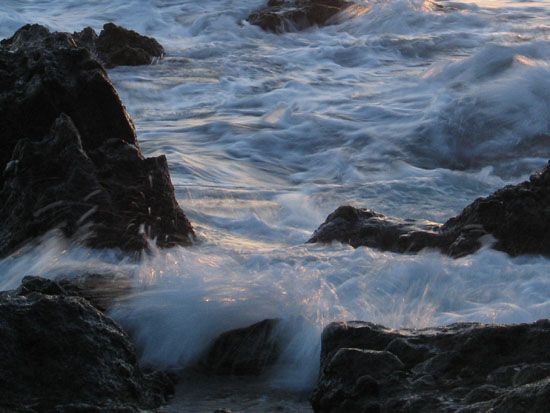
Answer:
[
  {"left": 309, "top": 162, "right": 550, "bottom": 257},
  {"left": 0, "top": 276, "right": 174, "bottom": 412},
  {"left": 0, "top": 24, "right": 193, "bottom": 256},
  {"left": 248, "top": 0, "right": 368, "bottom": 33},
  {"left": 202, "top": 319, "right": 283, "bottom": 375},
  {"left": 311, "top": 320, "right": 550, "bottom": 412}
]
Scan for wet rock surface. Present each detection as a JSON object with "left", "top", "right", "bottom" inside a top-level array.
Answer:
[
  {"left": 201, "top": 319, "right": 283, "bottom": 375},
  {"left": 311, "top": 320, "right": 550, "bottom": 412},
  {"left": 0, "top": 276, "right": 174, "bottom": 412},
  {"left": 0, "top": 24, "right": 193, "bottom": 256},
  {"left": 248, "top": 0, "right": 366, "bottom": 33},
  {"left": 309, "top": 162, "right": 550, "bottom": 257}
]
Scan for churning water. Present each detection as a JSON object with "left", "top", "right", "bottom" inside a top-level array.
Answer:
[{"left": 0, "top": 0, "right": 549, "bottom": 395}]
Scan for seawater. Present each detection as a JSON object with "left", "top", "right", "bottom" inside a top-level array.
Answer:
[{"left": 0, "top": 0, "right": 549, "bottom": 392}]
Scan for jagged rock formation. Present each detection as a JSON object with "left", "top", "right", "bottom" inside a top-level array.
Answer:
[
  {"left": 2, "top": 23, "right": 163, "bottom": 69},
  {"left": 309, "top": 162, "right": 550, "bottom": 257},
  {"left": 0, "top": 276, "right": 174, "bottom": 412},
  {"left": 248, "top": 0, "right": 367, "bottom": 33},
  {"left": 0, "top": 24, "right": 194, "bottom": 256},
  {"left": 311, "top": 320, "right": 550, "bottom": 412},
  {"left": 74, "top": 22, "right": 164, "bottom": 68}
]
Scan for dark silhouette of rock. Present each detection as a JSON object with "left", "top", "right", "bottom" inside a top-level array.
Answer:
[
  {"left": 311, "top": 320, "right": 550, "bottom": 412},
  {"left": 309, "top": 162, "right": 550, "bottom": 257},
  {"left": 0, "top": 24, "right": 194, "bottom": 256},
  {"left": 0, "top": 276, "right": 174, "bottom": 412},
  {"left": 248, "top": 0, "right": 367, "bottom": 33},
  {"left": 75, "top": 22, "right": 164, "bottom": 68},
  {"left": 2, "top": 23, "right": 164, "bottom": 69},
  {"left": 202, "top": 319, "right": 283, "bottom": 375}
]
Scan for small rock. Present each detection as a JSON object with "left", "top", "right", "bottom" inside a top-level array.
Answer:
[
  {"left": 248, "top": 0, "right": 367, "bottom": 33},
  {"left": 93, "top": 22, "right": 164, "bottom": 68}
]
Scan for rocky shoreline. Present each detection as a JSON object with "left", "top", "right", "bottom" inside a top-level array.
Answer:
[
  {"left": 2, "top": 277, "right": 549, "bottom": 412},
  {"left": 0, "top": 20, "right": 549, "bottom": 413}
]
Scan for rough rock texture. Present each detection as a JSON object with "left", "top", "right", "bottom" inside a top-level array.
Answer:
[
  {"left": 202, "top": 319, "right": 283, "bottom": 375},
  {"left": 75, "top": 22, "right": 164, "bottom": 68},
  {"left": 0, "top": 276, "right": 174, "bottom": 412},
  {"left": 311, "top": 320, "right": 550, "bottom": 412},
  {"left": 309, "top": 161, "right": 550, "bottom": 257},
  {"left": 0, "top": 24, "right": 193, "bottom": 256},
  {"left": 248, "top": 0, "right": 367, "bottom": 33}
]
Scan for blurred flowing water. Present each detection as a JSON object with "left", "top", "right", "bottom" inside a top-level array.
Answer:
[{"left": 0, "top": 0, "right": 549, "bottom": 398}]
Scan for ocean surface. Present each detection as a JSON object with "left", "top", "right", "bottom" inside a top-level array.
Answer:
[{"left": 1, "top": 0, "right": 549, "bottom": 405}]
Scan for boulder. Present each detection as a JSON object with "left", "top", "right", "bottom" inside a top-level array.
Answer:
[
  {"left": 0, "top": 24, "right": 194, "bottom": 256},
  {"left": 309, "top": 161, "right": 550, "bottom": 257},
  {"left": 201, "top": 319, "right": 283, "bottom": 375},
  {"left": 75, "top": 22, "right": 164, "bottom": 68},
  {"left": 311, "top": 320, "right": 550, "bottom": 412},
  {"left": 0, "top": 276, "right": 174, "bottom": 412},
  {"left": 247, "top": 0, "right": 367, "bottom": 33}
]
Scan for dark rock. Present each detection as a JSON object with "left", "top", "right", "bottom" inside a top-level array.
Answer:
[
  {"left": 247, "top": 0, "right": 368, "bottom": 33},
  {"left": 2, "top": 22, "right": 163, "bottom": 69},
  {"left": 308, "top": 206, "right": 445, "bottom": 252},
  {"left": 0, "top": 24, "right": 194, "bottom": 256},
  {"left": 0, "top": 276, "right": 174, "bottom": 412},
  {"left": 513, "top": 364, "right": 550, "bottom": 386},
  {"left": 484, "top": 378, "right": 550, "bottom": 413},
  {"left": 6, "top": 274, "right": 129, "bottom": 313},
  {"left": 75, "top": 22, "right": 164, "bottom": 68},
  {"left": 324, "top": 348, "right": 404, "bottom": 382},
  {"left": 14, "top": 275, "right": 67, "bottom": 297},
  {"left": 463, "top": 384, "right": 500, "bottom": 403},
  {"left": 311, "top": 320, "right": 550, "bottom": 412},
  {"left": 201, "top": 319, "right": 283, "bottom": 375},
  {"left": 309, "top": 162, "right": 550, "bottom": 257}
]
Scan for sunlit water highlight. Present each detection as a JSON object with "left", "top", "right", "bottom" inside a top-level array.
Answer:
[{"left": 0, "top": 0, "right": 549, "bottom": 395}]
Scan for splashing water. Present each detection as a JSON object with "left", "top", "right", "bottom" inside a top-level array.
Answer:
[{"left": 0, "top": 0, "right": 549, "bottom": 392}]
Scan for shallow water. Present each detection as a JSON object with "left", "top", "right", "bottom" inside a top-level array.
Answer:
[{"left": 1, "top": 0, "right": 549, "bottom": 400}]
